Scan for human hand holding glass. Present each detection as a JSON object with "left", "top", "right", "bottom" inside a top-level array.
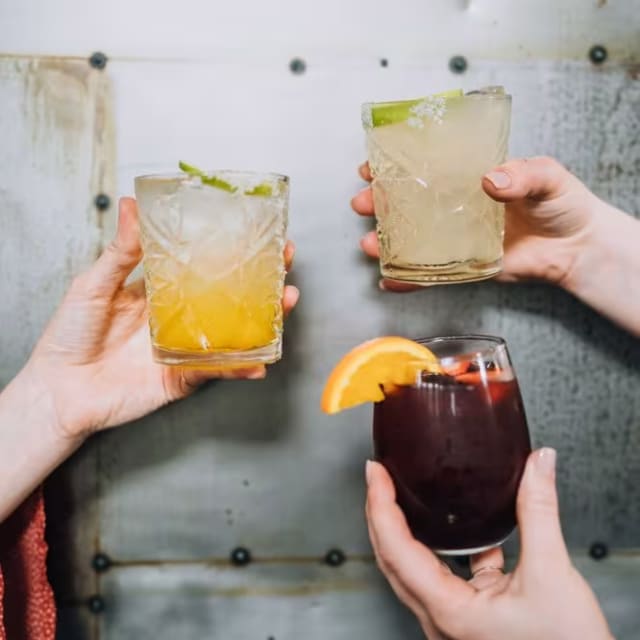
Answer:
[
  {"left": 365, "top": 449, "right": 613, "bottom": 640},
  {"left": 352, "top": 156, "right": 596, "bottom": 288},
  {"left": 0, "top": 197, "right": 298, "bottom": 520},
  {"left": 352, "top": 155, "right": 640, "bottom": 335},
  {"left": 27, "top": 197, "right": 298, "bottom": 438}
]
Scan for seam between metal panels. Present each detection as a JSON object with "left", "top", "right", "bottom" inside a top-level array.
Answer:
[
  {"left": 108, "top": 554, "right": 375, "bottom": 568},
  {"left": 2, "top": 51, "right": 640, "bottom": 65},
  {"left": 96, "top": 549, "right": 640, "bottom": 570}
]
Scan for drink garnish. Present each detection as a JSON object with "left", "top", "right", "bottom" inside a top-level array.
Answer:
[
  {"left": 245, "top": 183, "right": 273, "bottom": 197},
  {"left": 179, "top": 161, "right": 274, "bottom": 197},
  {"left": 320, "top": 337, "right": 442, "bottom": 414},
  {"left": 179, "top": 161, "right": 238, "bottom": 193},
  {"left": 363, "top": 89, "right": 463, "bottom": 128}
]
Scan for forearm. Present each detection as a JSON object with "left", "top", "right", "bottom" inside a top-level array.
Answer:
[
  {"left": 0, "top": 364, "right": 85, "bottom": 522},
  {"left": 565, "top": 201, "right": 640, "bottom": 336}
]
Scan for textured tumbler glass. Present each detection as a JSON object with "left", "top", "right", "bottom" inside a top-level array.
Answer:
[
  {"left": 362, "top": 87, "right": 511, "bottom": 284},
  {"left": 135, "top": 170, "right": 289, "bottom": 368}
]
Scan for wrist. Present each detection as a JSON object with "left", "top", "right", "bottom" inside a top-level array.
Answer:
[
  {"left": 0, "top": 362, "right": 86, "bottom": 521},
  {"left": 558, "top": 198, "right": 640, "bottom": 336},
  {"left": 558, "top": 197, "right": 622, "bottom": 295},
  {"left": 18, "top": 360, "right": 90, "bottom": 443}
]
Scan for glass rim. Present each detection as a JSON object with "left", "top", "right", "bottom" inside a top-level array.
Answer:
[
  {"left": 135, "top": 170, "right": 290, "bottom": 184},
  {"left": 362, "top": 93, "right": 512, "bottom": 110},
  {"left": 413, "top": 334, "right": 507, "bottom": 361}
]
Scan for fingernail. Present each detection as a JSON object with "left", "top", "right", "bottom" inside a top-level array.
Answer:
[
  {"left": 365, "top": 460, "right": 373, "bottom": 486},
  {"left": 378, "top": 280, "right": 387, "bottom": 291},
  {"left": 534, "top": 447, "right": 557, "bottom": 476},
  {"left": 247, "top": 368, "right": 267, "bottom": 380},
  {"left": 484, "top": 171, "right": 511, "bottom": 189},
  {"left": 287, "top": 286, "right": 300, "bottom": 304}
]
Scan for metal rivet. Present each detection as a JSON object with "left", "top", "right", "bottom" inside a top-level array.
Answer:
[
  {"left": 87, "top": 595, "right": 105, "bottom": 614},
  {"left": 589, "top": 541, "right": 608, "bottom": 560},
  {"left": 230, "top": 546, "right": 252, "bottom": 566},
  {"left": 89, "top": 52, "right": 108, "bottom": 70},
  {"left": 449, "top": 55, "right": 468, "bottom": 74},
  {"left": 289, "top": 58, "right": 306, "bottom": 75},
  {"left": 91, "top": 552, "right": 112, "bottom": 573},
  {"left": 94, "top": 194, "right": 111, "bottom": 211},
  {"left": 589, "top": 45, "right": 608, "bottom": 65},
  {"left": 324, "top": 548, "right": 346, "bottom": 567},
  {"left": 380, "top": 58, "right": 389, "bottom": 68}
]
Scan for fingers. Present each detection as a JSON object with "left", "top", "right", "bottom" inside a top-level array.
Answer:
[
  {"left": 358, "top": 162, "right": 373, "bottom": 182},
  {"left": 516, "top": 448, "right": 571, "bottom": 575},
  {"left": 360, "top": 230, "right": 379, "bottom": 257},
  {"left": 469, "top": 547, "right": 506, "bottom": 590},
  {"left": 365, "top": 461, "right": 473, "bottom": 613},
  {"left": 283, "top": 285, "right": 300, "bottom": 316},
  {"left": 482, "top": 156, "right": 577, "bottom": 204},
  {"left": 351, "top": 186, "right": 375, "bottom": 216},
  {"left": 359, "top": 233, "right": 422, "bottom": 293},
  {"left": 284, "top": 240, "right": 295, "bottom": 271},
  {"left": 83, "top": 197, "right": 143, "bottom": 295},
  {"left": 379, "top": 279, "right": 423, "bottom": 293},
  {"left": 181, "top": 365, "right": 267, "bottom": 390},
  {"left": 470, "top": 547, "right": 505, "bottom": 576}
]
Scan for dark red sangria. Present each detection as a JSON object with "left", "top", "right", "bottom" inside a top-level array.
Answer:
[{"left": 373, "top": 336, "right": 531, "bottom": 554}]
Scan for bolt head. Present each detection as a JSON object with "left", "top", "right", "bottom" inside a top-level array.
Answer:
[
  {"left": 94, "top": 194, "right": 111, "bottom": 211},
  {"left": 230, "top": 546, "right": 252, "bottom": 566},
  {"left": 589, "top": 541, "right": 608, "bottom": 560},
  {"left": 87, "top": 595, "right": 105, "bottom": 614},
  {"left": 324, "top": 548, "right": 346, "bottom": 567},
  {"left": 289, "top": 58, "right": 306, "bottom": 75},
  {"left": 589, "top": 45, "right": 608, "bottom": 65},
  {"left": 449, "top": 55, "right": 468, "bottom": 74},
  {"left": 89, "top": 52, "right": 108, "bottom": 70}
]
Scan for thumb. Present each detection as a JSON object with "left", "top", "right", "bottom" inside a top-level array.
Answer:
[
  {"left": 482, "top": 156, "right": 578, "bottom": 204},
  {"left": 516, "top": 448, "right": 571, "bottom": 574},
  {"left": 84, "top": 197, "right": 143, "bottom": 295}
]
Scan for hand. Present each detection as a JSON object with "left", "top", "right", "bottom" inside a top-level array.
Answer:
[
  {"left": 351, "top": 157, "right": 602, "bottom": 290},
  {"left": 365, "top": 449, "right": 613, "bottom": 640},
  {"left": 24, "top": 198, "right": 299, "bottom": 439}
]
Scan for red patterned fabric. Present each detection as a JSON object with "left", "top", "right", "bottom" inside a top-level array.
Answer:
[{"left": 0, "top": 489, "right": 56, "bottom": 639}]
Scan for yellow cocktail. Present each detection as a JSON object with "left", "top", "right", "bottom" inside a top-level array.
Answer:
[{"left": 135, "top": 167, "right": 289, "bottom": 367}]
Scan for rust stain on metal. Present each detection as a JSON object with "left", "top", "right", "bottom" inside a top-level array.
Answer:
[
  {"left": 627, "top": 63, "right": 640, "bottom": 80},
  {"left": 18, "top": 57, "right": 114, "bottom": 261},
  {"left": 191, "top": 580, "right": 369, "bottom": 598}
]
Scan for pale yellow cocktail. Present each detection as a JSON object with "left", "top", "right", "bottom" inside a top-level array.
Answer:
[{"left": 135, "top": 167, "right": 289, "bottom": 367}]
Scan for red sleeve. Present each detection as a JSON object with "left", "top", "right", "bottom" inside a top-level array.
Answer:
[{"left": 0, "top": 488, "right": 56, "bottom": 640}]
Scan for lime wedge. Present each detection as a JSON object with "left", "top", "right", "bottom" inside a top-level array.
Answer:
[
  {"left": 367, "top": 89, "right": 463, "bottom": 128},
  {"left": 179, "top": 161, "right": 238, "bottom": 193},
  {"left": 245, "top": 183, "right": 273, "bottom": 197},
  {"left": 179, "top": 161, "right": 275, "bottom": 197}
]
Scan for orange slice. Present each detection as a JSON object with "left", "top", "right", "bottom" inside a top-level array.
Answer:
[{"left": 321, "top": 337, "right": 441, "bottom": 414}]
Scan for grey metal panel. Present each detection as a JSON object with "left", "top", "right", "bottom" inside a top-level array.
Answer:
[
  {"left": 93, "top": 61, "right": 640, "bottom": 567},
  {"left": 0, "top": 57, "right": 113, "bottom": 619},
  {"left": 1, "top": 0, "right": 640, "bottom": 62},
  {"left": 0, "top": 58, "right": 112, "bottom": 381},
  {"left": 97, "top": 556, "right": 640, "bottom": 640},
  {"left": 1, "top": 3, "right": 639, "bottom": 638},
  {"left": 98, "top": 562, "right": 424, "bottom": 640}
]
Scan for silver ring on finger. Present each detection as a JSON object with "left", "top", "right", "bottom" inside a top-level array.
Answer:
[{"left": 471, "top": 565, "right": 505, "bottom": 578}]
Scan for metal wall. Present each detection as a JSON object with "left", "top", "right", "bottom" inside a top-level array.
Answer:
[{"left": 1, "top": 1, "right": 640, "bottom": 638}]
